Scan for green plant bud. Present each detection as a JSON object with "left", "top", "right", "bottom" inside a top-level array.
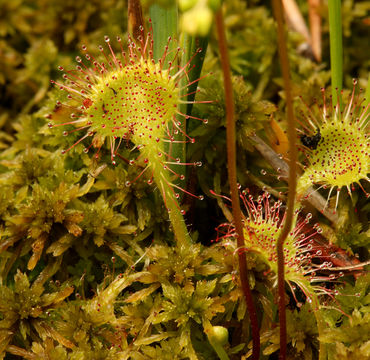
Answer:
[
  {"left": 179, "top": 0, "right": 198, "bottom": 11},
  {"left": 181, "top": 5, "right": 213, "bottom": 36},
  {"left": 208, "top": 325, "right": 229, "bottom": 346}
]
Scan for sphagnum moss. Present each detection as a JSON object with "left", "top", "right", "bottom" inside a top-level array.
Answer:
[{"left": 49, "top": 24, "right": 206, "bottom": 249}]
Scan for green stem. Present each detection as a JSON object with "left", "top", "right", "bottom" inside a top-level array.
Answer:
[
  {"left": 215, "top": 9, "right": 260, "bottom": 360},
  {"left": 328, "top": 0, "right": 343, "bottom": 106},
  {"left": 208, "top": 341, "right": 230, "bottom": 360},
  {"left": 146, "top": 145, "right": 192, "bottom": 251},
  {"left": 312, "top": 294, "right": 327, "bottom": 360},
  {"left": 271, "top": 0, "right": 298, "bottom": 359}
]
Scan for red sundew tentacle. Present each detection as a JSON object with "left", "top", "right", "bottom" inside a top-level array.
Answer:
[
  {"left": 320, "top": 87, "right": 328, "bottom": 120},
  {"left": 139, "top": 26, "right": 149, "bottom": 56},
  {"left": 48, "top": 119, "right": 87, "bottom": 128},
  {"left": 51, "top": 80, "right": 86, "bottom": 98},
  {"left": 82, "top": 141, "right": 94, "bottom": 154},
  {"left": 109, "top": 137, "right": 116, "bottom": 164},
  {"left": 163, "top": 163, "right": 181, "bottom": 179},
  {"left": 344, "top": 79, "right": 357, "bottom": 119},
  {"left": 345, "top": 184, "right": 353, "bottom": 199},
  {"left": 179, "top": 89, "right": 201, "bottom": 98},
  {"left": 116, "top": 37, "right": 128, "bottom": 66},
  {"left": 171, "top": 64, "right": 193, "bottom": 85},
  {"left": 351, "top": 91, "right": 366, "bottom": 116},
  {"left": 210, "top": 190, "right": 232, "bottom": 204},
  {"left": 263, "top": 193, "right": 270, "bottom": 221},
  {"left": 299, "top": 95, "right": 321, "bottom": 131},
  {"left": 172, "top": 48, "right": 203, "bottom": 82},
  {"left": 303, "top": 184, "right": 325, "bottom": 200},
  {"left": 75, "top": 56, "right": 95, "bottom": 78},
  {"left": 176, "top": 111, "right": 204, "bottom": 122},
  {"left": 292, "top": 279, "right": 314, "bottom": 302},
  {"left": 358, "top": 103, "right": 370, "bottom": 126},
  {"left": 128, "top": 165, "right": 150, "bottom": 185},
  {"left": 295, "top": 232, "right": 318, "bottom": 247},
  {"left": 83, "top": 50, "right": 106, "bottom": 73},
  {"left": 127, "top": 35, "right": 135, "bottom": 59},
  {"left": 61, "top": 69, "right": 89, "bottom": 88},
  {"left": 94, "top": 145, "right": 103, "bottom": 160},
  {"left": 334, "top": 188, "right": 341, "bottom": 213},
  {"left": 165, "top": 161, "right": 199, "bottom": 166},
  {"left": 177, "top": 71, "right": 209, "bottom": 91},
  {"left": 62, "top": 125, "right": 90, "bottom": 136},
  {"left": 161, "top": 139, "right": 188, "bottom": 144},
  {"left": 62, "top": 132, "right": 92, "bottom": 154},
  {"left": 170, "top": 181, "right": 204, "bottom": 200},
  {"left": 159, "top": 38, "right": 171, "bottom": 70},
  {"left": 167, "top": 47, "right": 181, "bottom": 73},
  {"left": 170, "top": 118, "right": 194, "bottom": 143},
  {"left": 172, "top": 63, "right": 195, "bottom": 85},
  {"left": 179, "top": 99, "right": 213, "bottom": 105},
  {"left": 287, "top": 282, "right": 302, "bottom": 306},
  {"left": 296, "top": 110, "right": 313, "bottom": 134},
  {"left": 357, "top": 180, "right": 370, "bottom": 197}
]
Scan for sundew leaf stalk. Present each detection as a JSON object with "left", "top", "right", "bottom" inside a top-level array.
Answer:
[
  {"left": 272, "top": 0, "right": 298, "bottom": 358},
  {"left": 49, "top": 24, "right": 207, "bottom": 251}
]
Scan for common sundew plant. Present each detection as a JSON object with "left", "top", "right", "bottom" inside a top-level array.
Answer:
[
  {"left": 0, "top": 1, "right": 369, "bottom": 360},
  {"left": 48, "top": 26, "right": 205, "bottom": 250},
  {"left": 217, "top": 190, "right": 346, "bottom": 296}
]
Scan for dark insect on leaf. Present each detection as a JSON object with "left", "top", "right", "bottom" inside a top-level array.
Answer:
[{"left": 300, "top": 129, "right": 322, "bottom": 150}]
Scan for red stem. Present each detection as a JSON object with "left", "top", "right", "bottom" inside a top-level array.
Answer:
[
  {"left": 215, "top": 9, "right": 260, "bottom": 360},
  {"left": 272, "top": 1, "right": 298, "bottom": 359}
]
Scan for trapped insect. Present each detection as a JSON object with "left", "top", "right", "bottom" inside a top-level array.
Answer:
[{"left": 300, "top": 129, "right": 322, "bottom": 150}]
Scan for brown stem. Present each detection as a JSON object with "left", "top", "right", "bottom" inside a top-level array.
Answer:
[
  {"left": 308, "top": 0, "right": 322, "bottom": 62},
  {"left": 272, "top": 0, "right": 298, "bottom": 359},
  {"left": 128, "top": 0, "right": 145, "bottom": 39},
  {"left": 215, "top": 9, "right": 260, "bottom": 360}
]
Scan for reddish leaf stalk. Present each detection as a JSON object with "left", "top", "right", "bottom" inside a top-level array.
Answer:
[
  {"left": 215, "top": 9, "right": 260, "bottom": 360},
  {"left": 128, "top": 0, "right": 145, "bottom": 40},
  {"left": 272, "top": 0, "right": 298, "bottom": 359}
]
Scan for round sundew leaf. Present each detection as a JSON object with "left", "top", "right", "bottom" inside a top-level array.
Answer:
[
  {"left": 86, "top": 59, "right": 178, "bottom": 143},
  {"left": 297, "top": 85, "right": 369, "bottom": 209}
]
